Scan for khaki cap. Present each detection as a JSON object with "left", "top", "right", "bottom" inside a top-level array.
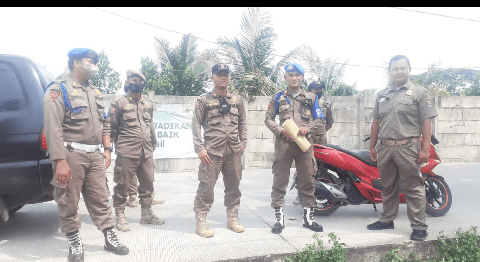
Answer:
[{"left": 126, "top": 69, "right": 146, "bottom": 82}]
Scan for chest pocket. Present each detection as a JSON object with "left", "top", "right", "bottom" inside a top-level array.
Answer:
[
  {"left": 122, "top": 110, "right": 138, "bottom": 127},
  {"left": 301, "top": 106, "right": 313, "bottom": 122},
  {"left": 95, "top": 98, "right": 105, "bottom": 120},
  {"left": 229, "top": 106, "right": 239, "bottom": 124},
  {"left": 207, "top": 108, "right": 221, "bottom": 126},
  {"left": 68, "top": 99, "right": 89, "bottom": 120},
  {"left": 143, "top": 112, "right": 152, "bottom": 126},
  {"left": 378, "top": 97, "right": 392, "bottom": 116},
  {"left": 278, "top": 104, "right": 291, "bottom": 120},
  {"left": 396, "top": 97, "right": 417, "bottom": 115}
]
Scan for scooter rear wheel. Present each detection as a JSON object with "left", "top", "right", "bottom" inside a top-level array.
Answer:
[
  {"left": 424, "top": 175, "right": 452, "bottom": 217},
  {"left": 314, "top": 172, "right": 340, "bottom": 216}
]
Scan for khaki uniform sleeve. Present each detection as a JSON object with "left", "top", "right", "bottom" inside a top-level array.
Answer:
[
  {"left": 97, "top": 89, "right": 110, "bottom": 137},
  {"left": 325, "top": 102, "right": 334, "bottom": 125},
  {"left": 237, "top": 96, "right": 248, "bottom": 149},
  {"left": 192, "top": 97, "right": 206, "bottom": 153},
  {"left": 150, "top": 102, "right": 157, "bottom": 145},
  {"left": 417, "top": 88, "right": 438, "bottom": 121},
  {"left": 109, "top": 99, "right": 120, "bottom": 142},
  {"left": 264, "top": 96, "right": 283, "bottom": 137},
  {"left": 372, "top": 96, "right": 380, "bottom": 119},
  {"left": 43, "top": 84, "right": 66, "bottom": 160}
]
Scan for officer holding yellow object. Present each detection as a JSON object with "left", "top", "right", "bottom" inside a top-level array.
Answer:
[
  {"left": 265, "top": 63, "right": 324, "bottom": 234},
  {"left": 110, "top": 69, "right": 165, "bottom": 232},
  {"left": 192, "top": 63, "right": 248, "bottom": 238},
  {"left": 43, "top": 48, "right": 128, "bottom": 262}
]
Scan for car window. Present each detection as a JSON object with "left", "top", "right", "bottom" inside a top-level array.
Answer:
[
  {"left": 36, "top": 64, "right": 55, "bottom": 89},
  {"left": 0, "top": 63, "right": 26, "bottom": 112}
]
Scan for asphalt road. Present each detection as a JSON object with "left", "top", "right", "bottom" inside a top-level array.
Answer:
[{"left": 0, "top": 163, "right": 479, "bottom": 262}]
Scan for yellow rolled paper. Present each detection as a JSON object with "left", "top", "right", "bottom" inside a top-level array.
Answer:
[{"left": 281, "top": 119, "right": 311, "bottom": 152}]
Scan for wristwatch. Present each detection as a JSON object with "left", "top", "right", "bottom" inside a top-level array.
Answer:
[{"left": 104, "top": 147, "right": 112, "bottom": 152}]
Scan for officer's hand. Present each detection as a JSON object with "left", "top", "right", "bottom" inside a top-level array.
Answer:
[
  {"left": 297, "top": 127, "right": 308, "bottom": 137},
  {"left": 56, "top": 159, "right": 71, "bottom": 186},
  {"left": 369, "top": 148, "right": 377, "bottom": 162},
  {"left": 417, "top": 148, "right": 430, "bottom": 163},
  {"left": 198, "top": 150, "right": 212, "bottom": 165},
  {"left": 281, "top": 129, "right": 295, "bottom": 142},
  {"left": 103, "top": 150, "right": 112, "bottom": 169}
]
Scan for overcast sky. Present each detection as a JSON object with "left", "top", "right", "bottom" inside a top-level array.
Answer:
[{"left": 1, "top": 7, "right": 479, "bottom": 91}]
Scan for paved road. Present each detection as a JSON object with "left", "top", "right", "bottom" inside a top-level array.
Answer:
[{"left": 0, "top": 163, "right": 479, "bottom": 262}]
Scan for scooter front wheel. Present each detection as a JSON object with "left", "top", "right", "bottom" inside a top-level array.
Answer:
[
  {"left": 424, "top": 175, "right": 452, "bottom": 217},
  {"left": 314, "top": 172, "right": 340, "bottom": 216}
]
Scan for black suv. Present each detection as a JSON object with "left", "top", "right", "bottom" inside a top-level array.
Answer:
[{"left": 0, "top": 54, "right": 56, "bottom": 221}]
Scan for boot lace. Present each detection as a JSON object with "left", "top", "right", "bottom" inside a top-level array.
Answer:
[
  {"left": 106, "top": 229, "right": 122, "bottom": 247},
  {"left": 67, "top": 232, "right": 83, "bottom": 255},
  {"left": 274, "top": 208, "right": 283, "bottom": 225}
]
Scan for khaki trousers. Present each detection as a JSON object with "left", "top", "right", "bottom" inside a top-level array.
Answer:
[
  {"left": 127, "top": 173, "right": 139, "bottom": 196},
  {"left": 271, "top": 137, "right": 317, "bottom": 208},
  {"left": 51, "top": 148, "right": 114, "bottom": 234},
  {"left": 376, "top": 140, "right": 428, "bottom": 230},
  {"left": 112, "top": 153, "right": 154, "bottom": 209},
  {"left": 193, "top": 145, "right": 242, "bottom": 214}
]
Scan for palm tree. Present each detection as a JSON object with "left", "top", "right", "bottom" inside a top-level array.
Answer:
[
  {"left": 154, "top": 33, "right": 214, "bottom": 96},
  {"left": 217, "top": 7, "right": 305, "bottom": 98},
  {"left": 299, "top": 45, "right": 350, "bottom": 91}
]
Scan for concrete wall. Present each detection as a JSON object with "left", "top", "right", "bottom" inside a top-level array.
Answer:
[{"left": 103, "top": 92, "right": 480, "bottom": 172}]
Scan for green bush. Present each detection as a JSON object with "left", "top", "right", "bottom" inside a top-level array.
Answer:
[{"left": 287, "top": 232, "right": 347, "bottom": 262}]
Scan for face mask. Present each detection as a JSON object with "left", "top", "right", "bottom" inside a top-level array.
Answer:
[
  {"left": 79, "top": 61, "right": 99, "bottom": 79},
  {"left": 315, "top": 91, "right": 323, "bottom": 99},
  {"left": 125, "top": 82, "right": 145, "bottom": 94}
]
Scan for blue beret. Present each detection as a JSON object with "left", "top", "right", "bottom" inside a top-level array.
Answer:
[
  {"left": 284, "top": 63, "right": 304, "bottom": 75},
  {"left": 67, "top": 48, "right": 99, "bottom": 65}
]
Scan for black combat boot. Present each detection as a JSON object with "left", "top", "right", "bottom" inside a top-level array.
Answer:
[
  {"left": 303, "top": 207, "right": 323, "bottom": 232},
  {"left": 271, "top": 207, "right": 284, "bottom": 234},
  {"left": 66, "top": 230, "right": 84, "bottom": 262},
  {"left": 103, "top": 226, "right": 129, "bottom": 255}
]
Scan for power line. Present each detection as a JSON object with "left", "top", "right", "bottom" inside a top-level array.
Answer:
[
  {"left": 93, "top": 7, "right": 480, "bottom": 71},
  {"left": 391, "top": 7, "right": 480, "bottom": 23}
]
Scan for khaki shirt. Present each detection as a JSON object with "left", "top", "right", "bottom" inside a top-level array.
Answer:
[
  {"left": 192, "top": 90, "right": 247, "bottom": 157},
  {"left": 109, "top": 94, "right": 157, "bottom": 158},
  {"left": 43, "top": 75, "right": 109, "bottom": 160},
  {"left": 313, "top": 99, "right": 333, "bottom": 138},
  {"left": 372, "top": 80, "right": 437, "bottom": 140},
  {"left": 265, "top": 90, "right": 322, "bottom": 137}
]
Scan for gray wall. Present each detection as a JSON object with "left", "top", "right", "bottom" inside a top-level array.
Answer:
[{"left": 104, "top": 92, "right": 480, "bottom": 172}]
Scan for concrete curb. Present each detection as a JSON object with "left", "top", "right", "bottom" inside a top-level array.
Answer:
[{"left": 215, "top": 239, "right": 443, "bottom": 262}]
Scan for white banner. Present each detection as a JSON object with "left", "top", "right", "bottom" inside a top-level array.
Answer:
[{"left": 152, "top": 111, "right": 197, "bottom": 159}]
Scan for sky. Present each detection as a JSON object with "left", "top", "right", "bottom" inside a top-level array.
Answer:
[{"left": 1, "top": 7, "right": 479, "bottom": 92}]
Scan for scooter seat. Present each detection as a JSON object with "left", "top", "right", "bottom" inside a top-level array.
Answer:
[{"left": 324, "top": 144, "right": 377, "bottom": 167}]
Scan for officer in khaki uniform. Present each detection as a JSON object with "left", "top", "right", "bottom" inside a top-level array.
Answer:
[
  {"left": 43, "top": 48, "right": 128, "bottom": 262},
  {"left": 265, "top": 63, "right": 324, "bottom": 234},
  {"left": 110, "top": 69, "right": 165, "bottom": 232},
  {"left": 308, "top": 82, "right": 333, "bottom": 145},
  {"left": 367, "top": 55, "right": 438, "bottom": 242},
  {"left": 192, "top": 63, "right": 247, "bottom": 238},
  {"left": 293, "top": 81, "right": 334, "bottom": 205}
]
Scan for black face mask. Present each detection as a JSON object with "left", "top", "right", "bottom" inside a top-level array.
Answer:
[
  {"left": 125, "top": 82, "right": 145, "bottom": 94},
  {"left": 218, "top": 96, "right": 231, "bottom": 114},
  {"left": 315, "top": 91, "right": 323, "bottom": 99}
]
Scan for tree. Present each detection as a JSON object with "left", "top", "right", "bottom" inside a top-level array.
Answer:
[
  {"left": 153, "top": 34, "right": 207, "bottom": 96},
  {"left": 299, "top": 45, "right": 350, "bottom": 92},
  {"left": 326, "top": 83, "right": 358, "bottom": 96},
  {"left": 410, "top": 61, "right": 480, "bottom": 96},
  {"left": 140, "top": 56, "right": 162, "bottom": 93},
  {"left": 217, "top": 7, "right": 305, "bottom": 98},
  {"left": 90, "top": 50, "right": 121, "bottom": 94}
]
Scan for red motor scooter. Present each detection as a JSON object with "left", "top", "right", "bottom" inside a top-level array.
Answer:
[{"left": 291, "top": 135, "right": 452, "bottom": 216}]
